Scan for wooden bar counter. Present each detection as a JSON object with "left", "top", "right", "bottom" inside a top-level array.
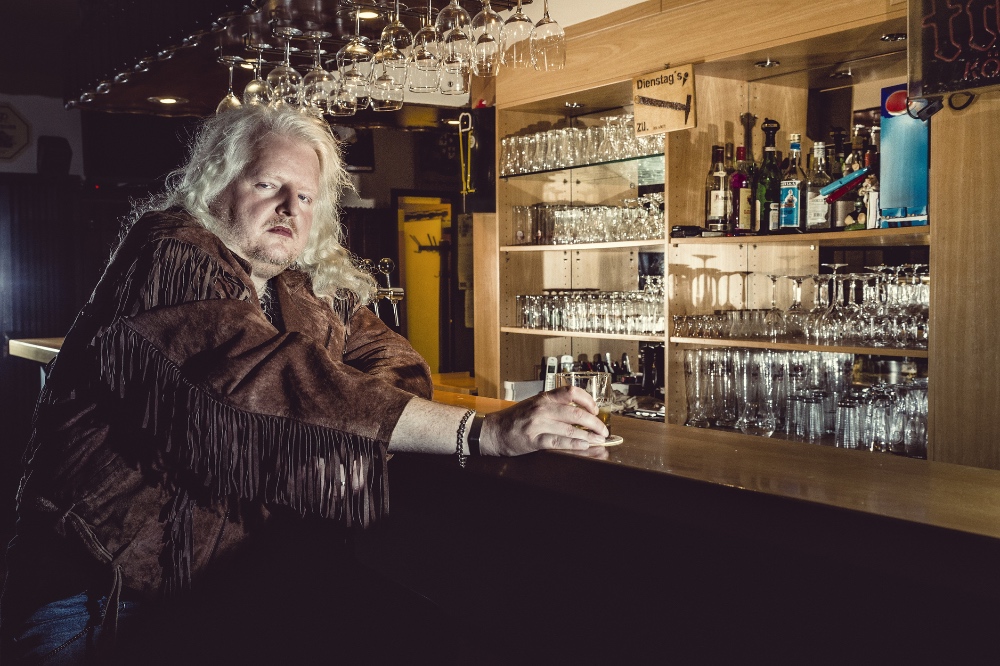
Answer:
[
  {"left": 359, "top": 392, "right": 1000, "bottom": 663},
  {"left": 11, "top": 340, "right": 1000, "bottom": 660}
]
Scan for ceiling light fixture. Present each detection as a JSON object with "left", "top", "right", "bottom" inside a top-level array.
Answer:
[
  {"left": 754, "top": 58, "right": 780, "bottom": 69},
  {"left": 880, "top": 33, "right": 907, "bottom": 42},
  {"left": 148, "top": 96, "right": 188, "bottom": 105}
]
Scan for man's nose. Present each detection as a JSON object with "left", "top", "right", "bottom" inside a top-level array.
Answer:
[{"left": 278, "top": 190, "right": 300, "bottom": 216}]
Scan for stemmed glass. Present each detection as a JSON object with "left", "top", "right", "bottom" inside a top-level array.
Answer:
[
  {"left": 818, "top": 263, "right": 847, "bottom": 344},
  {"left": 502, "top": 0, "right": 533, "bottom": 68},
  {"left": 337, "top": 10, "right": 375, "bottom": 111},
  {"left": 805, "top": 274, "right": 831, "bottom": 344},
  {"left": 530, "top": 0, "right": 566, "bottom": 71},
  {"left": 242, "top": 41, "right": 271, "bottom": 106},
  {"left": 408, "top": 0, "right": 441, "bottom": 93},
  {"left": 216, "top": 55, "right": 243, "bottom": 114},
  {"left": 267, "top": 27, "right": 304, "bottom": 108},
  {"left": 299, "top": 31, "right": 335, "bottom": 117},
  {"left": 783, "top": 276, "right": 808, "bottom": 342},
  {"left": 436, "top": 0, "right": 473, "bottom": 95},
  {"left": 763, "top": 274, "right": 786, "bottom": 341},
  {"left": 371, "top": 0, "right": 411, "bottom": 111},
  {"left": 596, "top": 116, "right": 619, "bottom": 162},
  {"left": 471, "top": 0, "right": 504, "bottom": 77},
  {"left": 326, "top": 71, "right": 358, "bottom": 117}
]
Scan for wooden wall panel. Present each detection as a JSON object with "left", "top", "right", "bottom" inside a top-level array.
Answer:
[
  {"left": 496, "top": 0, "right": 906, "bottom": 109},
  {"left": 928, "top": 91, "right": 1000, "bottom": 469},
  {"left": 473, "top": 213, "right": 500, "bottom": 398}
]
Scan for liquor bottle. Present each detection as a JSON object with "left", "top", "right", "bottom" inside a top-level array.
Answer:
[
  {"left": 778, "top": 133, "right": 805, "bottom": 233},
  {"left": 830, "top": 128, "right": 848, "bottom": 180},
  {"left": 729, "top": 146, "right": 754, "bottom": 233},
  {"left": 804, "top": 142, "right": 832, "bottom": 231},
  {"left": 755, "top": 118, "right": 781, "bottom": 235},
  {"left": 704, "top": 144, "right": 731, "bottom": 231},
  {"left": 861, "top": 148, "right": 881, "bottom": 229}
]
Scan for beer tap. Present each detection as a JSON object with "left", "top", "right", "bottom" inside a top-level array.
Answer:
[{"left": 359, "top": 258, "right": 382, "bottom": 320}]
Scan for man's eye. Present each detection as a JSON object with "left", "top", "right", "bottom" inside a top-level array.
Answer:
[
  {"left": 256, "top": 182, "right": 273, "bottom": 190},
  {"left": 299, "top": 194, "right": 313, "bottom": 204}
]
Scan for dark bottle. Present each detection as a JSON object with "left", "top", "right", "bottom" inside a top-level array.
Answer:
[
  {"left": 704, "top": 144, "right": 731, "bottom": 231},
  {"left": 729, "top": 146, "right": 754, "bottom": 233},
  {"left": 778, "top": 133, "right": 806, "bottom": 233},
  {"left": 755, "top": 118, "right": 781, "bottom": 235}
]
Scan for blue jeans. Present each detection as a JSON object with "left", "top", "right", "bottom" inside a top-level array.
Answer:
[{"left": 2, "top": 592, "right": 140, "bottom": 665}]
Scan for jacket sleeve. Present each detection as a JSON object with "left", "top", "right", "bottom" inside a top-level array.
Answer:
[
  {"left": 341, "top": 305, "right": 433, "bottom": 400},
  {"left": 90, "top": 232, "right": 413, "bottom": 527}
]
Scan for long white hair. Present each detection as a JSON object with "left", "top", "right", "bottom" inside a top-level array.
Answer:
[{"left": 133, "top": 105, "right": 376, "bottom": 306}]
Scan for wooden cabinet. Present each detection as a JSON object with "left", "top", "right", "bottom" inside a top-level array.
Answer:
[{"left": 478, "top": 0, "right": 1000, "bottom": 469}]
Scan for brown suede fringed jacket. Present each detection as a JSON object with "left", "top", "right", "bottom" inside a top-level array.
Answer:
[{"left": 5, "top": 210, "right": 432, "bottom": 618}]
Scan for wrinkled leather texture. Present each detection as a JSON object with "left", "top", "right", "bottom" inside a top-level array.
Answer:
[{"left": 6, "top": 211, "right": 432, "bottom": 611}]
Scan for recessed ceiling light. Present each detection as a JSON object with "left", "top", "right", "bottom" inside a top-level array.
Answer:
[
  {"left": 754, "top": 58, "right": 780, "bottom": 68},
  {"left": 357, "top": 10, "right": 380, "bottom": 19},
  {"left": 148, "top": 96, "right": 189, "bottom": 105},
  {"left": 881, "top": 33, "right": 907, "bottom": 42},
  {"left": 565, "top": 102, "right": 584, "bottom": 109}
]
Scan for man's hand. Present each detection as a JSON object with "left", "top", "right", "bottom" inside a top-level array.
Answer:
[{"left": 480, "top": 386, "right": 610, "bottom": 457}]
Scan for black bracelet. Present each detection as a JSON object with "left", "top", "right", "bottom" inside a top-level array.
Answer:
[
  {"left": 467, "top": 413, "right": 485, "bottom": 457},
  {"left": 456, "top": 409, "right": 474, "bottom": 468}
]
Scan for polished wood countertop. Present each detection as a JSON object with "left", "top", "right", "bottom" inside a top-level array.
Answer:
[
  {"left": 433, "top": 392, "right": 1000, "bottom": 543},
  {"left": 8, "top": 337, "right": 62, "bottom": 364}
]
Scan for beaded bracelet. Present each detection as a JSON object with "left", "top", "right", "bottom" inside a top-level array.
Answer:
[{"left": 456, "top": 409, "right": 475, "bottom": 468}]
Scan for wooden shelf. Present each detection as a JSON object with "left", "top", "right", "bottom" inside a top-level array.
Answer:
[
  {"left": 502, "top": 327, "right": 664, "bottom": 342},
  {"left": 670, "top": 336, "right": 929, "bottom": 358},
  {"left": 501, "top": 239, "right": 666, "bottom": 252},
  {"left": 669, "top": 227, "right": 929, "bottom": 247}
]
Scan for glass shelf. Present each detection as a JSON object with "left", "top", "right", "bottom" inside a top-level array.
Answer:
[
  {"left": 502, "top": 327, "right": 664, "bottom": 342},
  {"left": 501, "top": 239, "right": 667, "bottom": 252},
  {"left": 500, "top": 152, "right": 665, "bottom": 180},
  {"left": 669, "top": 336, "right": 929, "bottom": 358}
]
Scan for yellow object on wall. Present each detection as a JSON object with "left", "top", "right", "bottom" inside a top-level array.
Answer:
[{"left": 398, "top": 197, "right": 450, "bottom": 373}]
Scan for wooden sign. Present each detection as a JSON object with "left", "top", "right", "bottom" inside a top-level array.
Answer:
[
  {"left": 632, "top": 65, "right": 696, "bottom": 136},
  {"left": 0, "top": 103, "right": 30, "bottom": 160},
  {"left": 911, "top": 0, "right": 1000, "bottom": 95}
]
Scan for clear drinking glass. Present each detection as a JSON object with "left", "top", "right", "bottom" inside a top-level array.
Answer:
[
  {"left": 471, "top": 0, "right": 504, "bottom": 77},
  {"left": 554, "top": 371, "right": 614, "bottom": 434},
  {"left": 437, "top": 0, "right": 473, "bottom": 94},
  {"left": 530, "top": 0, "right": 566, "bottom": 71},
  {"left": 408, "top": 0, "right": 442, "bottom": 93},
  {"left": 502, "top": 0, "right": 533, "bottom": 68}
]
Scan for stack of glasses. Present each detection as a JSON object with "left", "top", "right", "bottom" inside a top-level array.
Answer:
[
  {"left": 682, "top": 348, "right": 927, "bottom": 458},
  {"left": 499, "top": 113, "right": 665, "bottom": 176}
]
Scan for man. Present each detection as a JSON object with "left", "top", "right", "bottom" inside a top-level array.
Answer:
[{"left": 1, "top": 106, "right": 609, "bottom": 663}]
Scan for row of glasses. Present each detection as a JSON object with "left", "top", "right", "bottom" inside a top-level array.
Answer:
[
  {"left": 511, "top": 196, "right": 665, "bottom": 245},
  {"left": 671, "top": 266, "right": 929, "bottom": 351},
  {"left": 500, "top": 115, "right": 665, "bottom": 176},
  {"left": 834, "top": 379, "right": 928, "bottom": 457},
  {"left": 683, "top": 346, "right": 928, "bottom": 458},
  {"left": 222, "top": 0, "right": 566, "bottom": 116},
  {"left": 516, "top": 288, "right": 665, "bottom": 336}
]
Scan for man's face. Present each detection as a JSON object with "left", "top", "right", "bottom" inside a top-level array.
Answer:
[{"left": 212, "top": 134, "right": 320, "bottom": 284}]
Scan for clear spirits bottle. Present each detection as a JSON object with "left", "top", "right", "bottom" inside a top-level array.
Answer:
[{"left": 805, "top": 141, "right": 832, "bottom": 231}]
